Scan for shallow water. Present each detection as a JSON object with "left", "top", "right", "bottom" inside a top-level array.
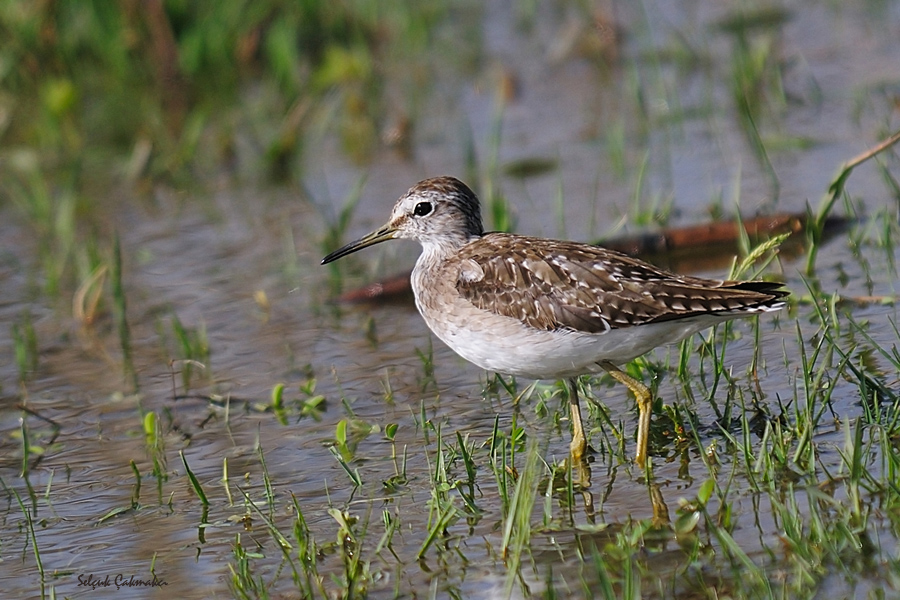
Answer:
[{"left": 2, "top": 1, "right": 900, "bottom": 598}]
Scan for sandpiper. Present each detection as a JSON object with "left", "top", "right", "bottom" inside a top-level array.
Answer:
[{"left": 322, "top": 176, "right": 788, "bottom": 468}]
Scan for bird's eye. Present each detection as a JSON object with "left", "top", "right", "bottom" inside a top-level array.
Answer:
[{"left": 413, "top": 202, "right": 433, "bottom": 217}]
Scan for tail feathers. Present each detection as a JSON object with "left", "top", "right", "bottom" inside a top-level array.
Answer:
[{"left": 727, "top": 280, "right": 789, "bottom": 311}]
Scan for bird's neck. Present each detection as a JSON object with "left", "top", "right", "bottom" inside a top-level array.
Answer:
[{"left": 419, "top": 231, "right": 481, "bottom": 262}]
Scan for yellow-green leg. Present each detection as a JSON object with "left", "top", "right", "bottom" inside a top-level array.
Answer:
[
  {"left": 567, "top": 377, "right": 587, "bottom": 460},
  {"left": 648, "top": 482, "right": 670, "bottom": 526},
  {"left": 600, "top": 361, "right": 653, "bottom": 468},
  {"left": 566, "top": 377, "right": 592, "bottom": 494}
]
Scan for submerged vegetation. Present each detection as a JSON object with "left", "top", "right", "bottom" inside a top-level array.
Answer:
[{"left": 1, "top": 1, "right": 900, "bottom": 599}]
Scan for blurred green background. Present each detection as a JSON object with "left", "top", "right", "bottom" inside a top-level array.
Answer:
[{"left": 0, "top": 0, "right": 449, "bottom": 183}]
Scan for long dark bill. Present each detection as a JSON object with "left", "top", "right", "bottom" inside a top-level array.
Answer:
[{"left": 321, "top": 225, "right": 397, "bottom": 265}]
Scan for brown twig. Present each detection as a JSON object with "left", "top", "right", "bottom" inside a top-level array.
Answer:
[
  {"left": 334, "top": 211, "right": 846, "bottom": 304},
  {"left": 807, "top": 128, "right": 900, "bottom": 275}
]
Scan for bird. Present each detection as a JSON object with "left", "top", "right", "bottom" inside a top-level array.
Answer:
[{"left": 322, "top": 176, "right": 788, "bottom": 469}]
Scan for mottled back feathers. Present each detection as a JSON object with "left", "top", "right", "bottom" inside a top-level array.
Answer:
[{"left": 454, "top": 233, "right": 787, "bottom": 334}]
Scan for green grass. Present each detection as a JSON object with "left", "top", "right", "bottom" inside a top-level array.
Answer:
[
  {"left": 7, "top": 213, "right": 900, "bottom": 599},
  {"left": 223, "top": 298, "right": 900, "bottom": 596}
]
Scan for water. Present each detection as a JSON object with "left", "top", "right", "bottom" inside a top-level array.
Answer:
[{"left": 1, "top": 1, "right": 899, "bottom": 598}]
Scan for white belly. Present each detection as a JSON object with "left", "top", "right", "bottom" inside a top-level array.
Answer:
[
  {"left": 409, "top": 248, "right": 743, "bottom": 380},
  {"left": 417, "top": 296, "right": 724, "bottom": 380}
]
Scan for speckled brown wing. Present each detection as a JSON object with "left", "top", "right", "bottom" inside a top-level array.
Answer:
[{"left": 454, "top": 233, "right": 787, "bottom": 333}]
